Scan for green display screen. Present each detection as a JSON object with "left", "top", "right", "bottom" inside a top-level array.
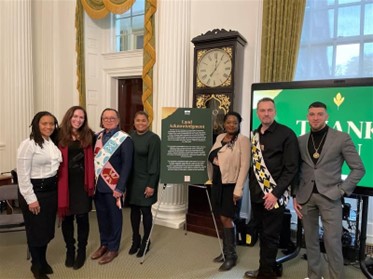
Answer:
[{"left": 251, "top": 78, "right": 373, "bottom": 196}]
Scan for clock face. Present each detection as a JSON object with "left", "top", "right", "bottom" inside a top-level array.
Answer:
[{"left": 197, "top": 48, "right": 232, "bottom": 88}]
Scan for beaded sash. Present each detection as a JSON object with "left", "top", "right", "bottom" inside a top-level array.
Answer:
[{"left": 251, "top": 132, "right": 289, "bottom": 207}]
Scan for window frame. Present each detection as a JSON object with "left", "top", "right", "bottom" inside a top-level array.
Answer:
[{"left": 295, "top": 0, "right": 373, "bottom": 80}]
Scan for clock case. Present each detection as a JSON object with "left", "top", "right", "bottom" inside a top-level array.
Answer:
[{"left": 192, "top": 29, "right": 247, "bottom": 139}]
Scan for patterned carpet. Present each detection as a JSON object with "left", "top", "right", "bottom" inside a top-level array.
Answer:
[{"left": 0, "top": 208, "right": 366, "bottom": 279}]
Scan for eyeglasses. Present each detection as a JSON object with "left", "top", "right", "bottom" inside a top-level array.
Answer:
[{"left": 102, "top": 117, "right": 118, "bottom": 122}]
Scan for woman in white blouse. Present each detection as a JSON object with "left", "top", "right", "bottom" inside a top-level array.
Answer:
[{"left": 17, "top": 111, "right": 62, "bottom": 279}]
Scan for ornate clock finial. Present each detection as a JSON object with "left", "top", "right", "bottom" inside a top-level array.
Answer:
[{"left": 192, "top": 29, "right": 247, "bottom": 45}]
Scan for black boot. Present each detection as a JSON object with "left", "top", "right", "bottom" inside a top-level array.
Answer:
[
  {"left": 62, "top": 215, "right": 76, "bottom": 268},
  {"left": 136, "top": 238, "right": 150, "bottom": 258},
  {"left": 128, "top": 234, "right": 141, "bottom": 255},
  {"left": 219, "top": 227, "right": 237, "bottom": 271},
  {"left": 30, "top": 246, "right": 50, "bottom": 279},
  {"left": 73, "top": 213, "right": 89, "bottom": 269},
  {"left": 74, "top": 249, "right": 86, "bottom": 270},
  {"left": 31, "top": 265, "right": 50, "bottom": 279},
  {"left": 213, "top": 253, "right": 224, "bottom": 263},
  {"left": 65, "top": 249, "right": 75, "bottom": 268},
  {"left": 39, "top": 245, "right": 53, "bottom": 274},
  {"left": 213, "top": 232, "right": 226, "bottom": 263}
]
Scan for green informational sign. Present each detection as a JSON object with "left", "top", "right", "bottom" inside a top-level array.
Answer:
[
  {"left": 160, "top": 108, "right": 212, "bottom": 184},
  {"left": 252, "top": 86, "right": 373, "bottom": 190}
]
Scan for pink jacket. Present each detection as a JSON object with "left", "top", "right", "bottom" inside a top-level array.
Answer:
[{"left": 207, "top": 133, "right": 250, "bottom": 197}]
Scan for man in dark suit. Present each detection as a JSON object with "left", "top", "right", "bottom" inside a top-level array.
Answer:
[
  {"left": 91, "top": 108, "right": 134, "bottom": 265},
  {"left": 293, "top": 101, "right": 365, "bottom": 279}
]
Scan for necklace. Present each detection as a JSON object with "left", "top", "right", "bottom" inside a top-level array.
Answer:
[
  {"left": 310, "top": 132, "right": 327, "bottom": 159},
  {"left": 223, "top": 134, "right": 237, "bottom": 149}
]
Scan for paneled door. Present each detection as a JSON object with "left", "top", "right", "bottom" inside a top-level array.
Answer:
[{"left": 118, "top": 78, "right": 143, "bottom": 133}]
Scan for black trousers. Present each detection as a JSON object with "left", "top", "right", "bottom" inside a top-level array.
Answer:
[{"left": 251, "top": 202, "right": 284, "bottom": 274}]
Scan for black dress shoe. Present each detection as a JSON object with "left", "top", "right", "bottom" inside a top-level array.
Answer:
[
  {"left": 244, "top": 269, "right": 259, "bottom": 278},
  {"left": 245, "top": 268, "right": 280, "bottom": 279},
  {"left": 257, "top": 272, "right": 277, "bottom": 279}
]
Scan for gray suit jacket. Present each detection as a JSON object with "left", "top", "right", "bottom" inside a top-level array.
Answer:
[{"left": 294, "top": 128, "right": 365, "bottom": 204}]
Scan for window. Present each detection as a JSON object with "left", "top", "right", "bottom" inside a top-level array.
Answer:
[
  {"left": 114, "top": 0, "right": 145, "bottom": 52},
  {"left": 295, "top": 0, "right": 373, "bottom": 80}
]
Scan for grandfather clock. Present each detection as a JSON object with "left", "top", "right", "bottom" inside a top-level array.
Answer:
[
  {"left": 186, "top": 29, "right": 247, "bottom": 237},
  {"left": 192, "top": 29, "right": 247, "bottom": 140}
]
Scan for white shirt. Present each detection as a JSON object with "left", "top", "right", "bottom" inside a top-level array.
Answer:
[{"left": 17, "top": 138, "right": 62, "bottom": 204}]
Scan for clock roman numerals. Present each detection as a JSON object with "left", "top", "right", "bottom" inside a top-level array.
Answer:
[
  {"left": 193, "top": 30, "right": 246, "bottom": 145},
  {"left": 197, "top": 48, "right": 232, "bottom": 88}
]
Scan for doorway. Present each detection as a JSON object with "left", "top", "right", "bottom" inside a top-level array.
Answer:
[{"left": 118, "top": 78, "right": 143, "bottom": 133}]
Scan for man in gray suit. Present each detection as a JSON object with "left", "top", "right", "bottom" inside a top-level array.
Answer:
[{"left": 293, "top": 101, "right": 365, "bottom": 279}]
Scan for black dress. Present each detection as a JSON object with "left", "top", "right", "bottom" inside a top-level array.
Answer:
[{"left": 67, "top": 141, "right": 92, "bottom": 215}]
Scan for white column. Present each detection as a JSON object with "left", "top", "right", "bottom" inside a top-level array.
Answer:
[
  {"left": 0, "top": 0, "right": 33, "bottom": 173},
  {"left": 152, "top": 0, "right": 191, "bottom": 229},
  {"left": 32, "top": 1, "right": 55, "bottom": 111}
]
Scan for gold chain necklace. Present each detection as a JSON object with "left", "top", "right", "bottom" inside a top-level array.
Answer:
[{"left": 310, "top": 132, "right": 327, "bottom": 159}]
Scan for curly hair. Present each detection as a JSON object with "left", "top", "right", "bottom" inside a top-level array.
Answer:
[
  {"left": 29, "top": 111, "right": 59, "bottom": 148},
  {"left": 224, "top": 111, "right": 242, "bottom": 135},
  {"left": 58, "top": 106, "right": 93, "bottom": 148}
]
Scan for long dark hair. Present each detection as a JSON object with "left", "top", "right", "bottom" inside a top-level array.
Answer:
[
  {"left": 29, "top": 111, "right": 59, "bottom": 148},
  {"left": 58, "top": 106, "right": 93, "bottom": 148}
]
